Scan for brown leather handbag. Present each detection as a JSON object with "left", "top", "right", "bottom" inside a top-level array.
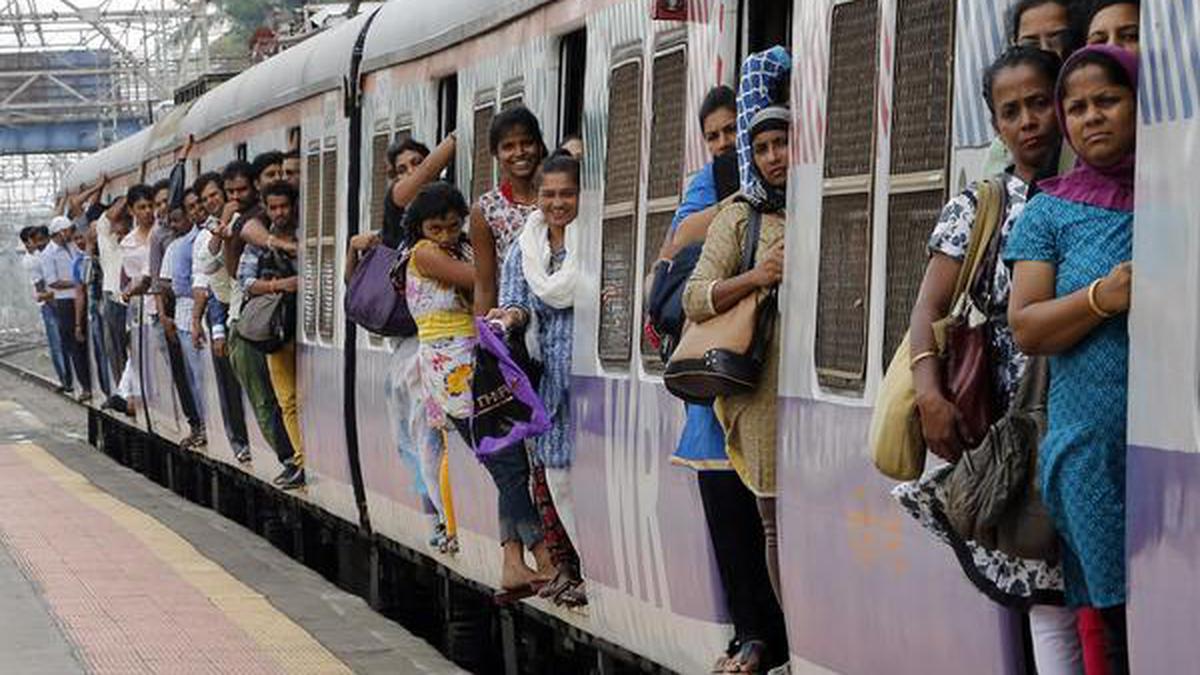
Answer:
[
  {"left": 935, "top": 177, "right": 1008, "bottom": 450},
  {"left": 664, "top": 209, "right": 777, "bottom": 404}
]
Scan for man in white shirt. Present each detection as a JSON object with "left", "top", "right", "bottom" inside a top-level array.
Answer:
[
  {"left": 95, "top": 197, "right": 131, "bottom": 385},
  {"left": 19, "top": 225, "right": 69, "bottom": 391},
  {"left": 42, "top": 216, "right": 91, "bottom": 400}
]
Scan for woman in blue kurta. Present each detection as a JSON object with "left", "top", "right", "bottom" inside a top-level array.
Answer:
[
  {"left": 1006, "top": 45, "right": 1138, "bottom": 672},
  {"left": 492, "top": 152, "right": 585, "bottom": 607}
]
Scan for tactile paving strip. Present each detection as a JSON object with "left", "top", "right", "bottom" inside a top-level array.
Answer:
[{"left": 0, "top": 441, "right": 352, "bottom": 674}]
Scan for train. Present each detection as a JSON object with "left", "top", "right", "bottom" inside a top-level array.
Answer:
[{"left": 58, "top": 0, "right": 1200, "bottom": 673}]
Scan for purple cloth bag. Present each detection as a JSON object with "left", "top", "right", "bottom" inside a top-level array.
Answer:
[
  {"left": 344, "top": 244, "right": 416, "bottom": 337},
  {"left": 463, "top": 318, "right": 551, "bottom": 457}
]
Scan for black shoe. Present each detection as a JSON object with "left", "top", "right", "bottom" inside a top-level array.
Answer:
[
  {"left": 278, "top": 465, "right": 305, "bottom": 490},
  {"left": 181, "top": 428, "right": 206, "bottom": 449},
  {"left": 101, "top": 395, "right": 127, "bottom": 414},
  {"left": 234, "top": 446, "right": 252, "bottom": 463},
  {"left": 55, "top": 385, "right": 71, "bottom": 395},
  {"left": 272, "top": 460, "right": 295, "bottom": 485}
]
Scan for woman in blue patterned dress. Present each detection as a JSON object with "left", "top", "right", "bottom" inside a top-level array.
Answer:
[
  {"left": 489, "top": 152, "right": 585, "bottom": 606},
  {"left": 1007, "top": 45, "right": 1138, "bottom": 673}
]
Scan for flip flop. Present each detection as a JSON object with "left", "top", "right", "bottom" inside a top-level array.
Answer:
[
  {"left": 551, "top": 578, "right": 587, "bottom": 608},
  {"left": 726, "top": 640, "right": 767, "bottom": 674}
]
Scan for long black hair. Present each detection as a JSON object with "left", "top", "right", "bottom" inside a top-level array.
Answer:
[{"left": 402, "top": 181, "right": 470, "bottom": 249}]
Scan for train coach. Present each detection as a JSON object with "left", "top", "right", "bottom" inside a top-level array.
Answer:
[{"left": 59, "top": 0, "right": 1200, "bottom": 673}]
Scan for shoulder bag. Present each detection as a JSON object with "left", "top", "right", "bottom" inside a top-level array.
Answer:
[
  {"left": 346, "top": 243, "right": 417, "bottom": 337},
  {"left": 870, "top": 176, "right": 1006, "bottom": 480},
  {"left": 944, "top": 356, "right": 1058, "bottom": 562},
  {"left": 663, "top": 209, "right": 778, "bottom": 404}
]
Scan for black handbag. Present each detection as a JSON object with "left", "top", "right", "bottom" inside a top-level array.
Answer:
[{"left": 663, "top": 209, "right": 778, "bottom": 403}]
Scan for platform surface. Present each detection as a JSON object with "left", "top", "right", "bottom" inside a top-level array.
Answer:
[{"left": 0, "top": 365, "right": 466, "bottom": 675}]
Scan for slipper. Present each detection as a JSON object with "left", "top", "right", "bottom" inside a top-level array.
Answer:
[
  {"left": 551, "top": 578, "right": 587, "bottom": 608},
  {"left": 538, "top": 570, "right": 572, "bottom": 599},
  {"left": 726, "top": 640, "right": 767, "bottom": 674}
]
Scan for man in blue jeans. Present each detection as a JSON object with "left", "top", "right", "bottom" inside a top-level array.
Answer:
[
  {"left": 42, "top": 216, "right": 92, "bottom": 401},
  {"left": 20, "top": 225, "right": 69, "bottom": 391}
]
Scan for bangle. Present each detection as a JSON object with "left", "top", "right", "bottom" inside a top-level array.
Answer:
[
  {"left": 1087, "top": 279, "right": 1115, "bottom": 319},
  {"left": 910, "top": 350, "right": 938, "bottom": 370}
]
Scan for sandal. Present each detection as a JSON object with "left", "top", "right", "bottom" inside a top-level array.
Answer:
[
  {"left": 551, "top": 578, "right": 587, "bottom": 608},
  {"left": 713, "top": 640, "right": 742, "bottom": 673},
  {"left": 726, "top": 640, "right": 767, "bottom": 674}
]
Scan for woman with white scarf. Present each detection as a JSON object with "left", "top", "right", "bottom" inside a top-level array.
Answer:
[{"left": 487, "top": 152, "right": 585, "bottom": 606}]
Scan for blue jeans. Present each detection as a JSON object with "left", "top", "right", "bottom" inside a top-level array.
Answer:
[
  {"left": 177, "top": 329, "right": 206, "bottom": 423},
  {"left": 40, "top": 303, "right": 68, "bottom": 387},
  {"left": 88, "top": 300, "right": 112, "bottom": 396},
  {"left": 451, "top": 421, "right": 542, "bottom": 548}
]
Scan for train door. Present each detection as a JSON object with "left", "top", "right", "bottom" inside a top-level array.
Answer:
[{"left": 1125, "top": 1, "right": 1200, "bottom": 671}]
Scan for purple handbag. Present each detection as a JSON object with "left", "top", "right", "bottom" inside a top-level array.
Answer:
[
  {"left": 457, "top": 318, "right": 551, "bottom": 457},
  {"left": 344, "top": 244, "right": 417, "bottom": 337}
]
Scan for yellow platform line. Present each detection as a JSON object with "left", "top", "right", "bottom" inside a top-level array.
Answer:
[{"left": 11, "top": 443, "right": 353, "bottom": 675}]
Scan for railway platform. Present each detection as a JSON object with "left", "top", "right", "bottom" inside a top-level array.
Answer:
[{"left": 0, "top": 362, "right": 464, "bottom": 675}]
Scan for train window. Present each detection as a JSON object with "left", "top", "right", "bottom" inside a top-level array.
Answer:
[
  {"left": 288, "top": 126, "right": 301, "bottom": 153},
  {"left": 641, "top": 46, "right": 688, "bottom": 371},
  {"left": 738, "top": 0, "right": 794, "bottom": 65},
  {"left": 814, "top": 0, "right": 880, "bottom": 392},
  {"left": 882, "top": 0, "right": 954, "bottom": 364},
  {"left": 318, "top": 149, "right": 339, "bottom": 342},
  {"left": 500, "top": 81, "right": 523, "bottom": 111},
  {"left": 471, "top": 100, "right": 496, "bottom": 201},
  {"left": 558, "top": 28, "right": 587, "bottom": 142},
  {"left": 369, "top": 132, "right": 392, "bottom": 233},
  {"left": 235, "top": 142, "right": 248, "bottom": 162},
  {"left": 598, "top": 58, "right": 644, "bottom": 369},
  {"left": 302, "top": 152, "right": 321, "bottom": 340},
  {"left": 438, "top": 75, "right": 458, "bottom": 185}
]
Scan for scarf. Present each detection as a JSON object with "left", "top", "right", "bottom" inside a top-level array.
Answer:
[
  {"left": 1039, "top": 45, "right": 1138, "bottom": 213},
  {"left": 517, "top": 209, "right": 578, "bottom": 309},
  {"left": 736, "top": 46, "right": 792, "bottom": 212}
]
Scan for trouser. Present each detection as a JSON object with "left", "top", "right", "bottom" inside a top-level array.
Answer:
[
  {"left": 209, "top": 343, "right": 249, "bottom": 451},
  {"left": 227, "top": 323, "right": 290, "bottom": 463},
  {"left": 1029, "top": 605, "right": 1084, "bottom": 675},
  {"left": 176, "top": 329, "right": 206, "bottom": 424},
  {"left": 531, "top": 465, "right": 579, "bottom": 567},
  {"left": 420, "top": 426, "right": 445, "bottom": 518},
  {"left": 757, "top": 497, "right": 781, "bottom": 603},
  {"left": 543, "top": 466, "right": 578, "bottom": 548},
  {"left": 157, "top": 322, "right": 200, "bottom": 428},
  {"left": 698, "top": 470, "right": 788, "bottom": 651},
  {"left": 87, "top": 299, "right": 111, "bottom": 396},
  {"left": 1077, "top": 606, "right": 1128, "bottom": 675},
  {"left": 39, "top": 303, "right": 68, "bottom": 387},
  {"left": 102, "top": 295, "right": 128, "bottom": 383},
  {"left": 455, "top": 427, "right": 541, "bottom": 548},
  {"left": 54, "top": 299, "right": 90, "bottom": 392},
  {"left": 265, "top": 341, "right": 303, "bottom": 466}
]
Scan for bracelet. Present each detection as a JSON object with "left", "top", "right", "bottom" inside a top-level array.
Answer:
[
  {"left": 1087, "top": 279, "right": 1116, "bottom": 319},
  {"left": 910, "top": 350, "right": 938, "bottom": 369}
]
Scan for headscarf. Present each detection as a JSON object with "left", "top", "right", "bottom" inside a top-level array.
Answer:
[
  {"left": 1038, "top": 45, "right": 1138, "bottom": 213},
  {"left": 736, "top": 46, "right": 792, "bottom": 212}
]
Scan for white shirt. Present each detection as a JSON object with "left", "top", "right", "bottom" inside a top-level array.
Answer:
[
  {"left": 40, "top": 241, "right": 77, "bottom": 300},
  {"left": 192, "top": 225, "right": 232, "bottom": 305},
  {"left": 95, "top": 214, "right": 124, "bottom": 297}
]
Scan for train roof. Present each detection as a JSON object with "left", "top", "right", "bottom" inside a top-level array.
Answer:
[
  {"left": 360, "top": 0, "right": 552, "bottom": 74},
  {"left": 63, "top": 126, "right": 153, "bottom": 191},
  {"left": 63, "top": 0, "right": 555, "bottom": 193}
]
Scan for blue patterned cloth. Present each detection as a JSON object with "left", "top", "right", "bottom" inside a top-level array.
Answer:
[
  {"left": 499, "top": 245, "right": 574, "bottom": 469},
  {"left": 736, "top": 46, "right": 791, "bottom": 212},
  {"left": 1004, "top": 193, "right": 1131, "bottom": 608}
]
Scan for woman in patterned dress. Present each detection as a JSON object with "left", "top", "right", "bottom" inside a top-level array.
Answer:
[
  {"left": 406, "top": 182, "right": 553, "bottom": 592},
  {"left": 489, "top": 152, "right": 586, "bottom": 606},
  {"left": 470, "top": 106, "right": 546, "bottom": 315},
  {"left": 894, "top": 46, "right": 1083, "bottom": 675},
  {"left": 1007, "top": 46, "right": 1138, "bottom": 674}
]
